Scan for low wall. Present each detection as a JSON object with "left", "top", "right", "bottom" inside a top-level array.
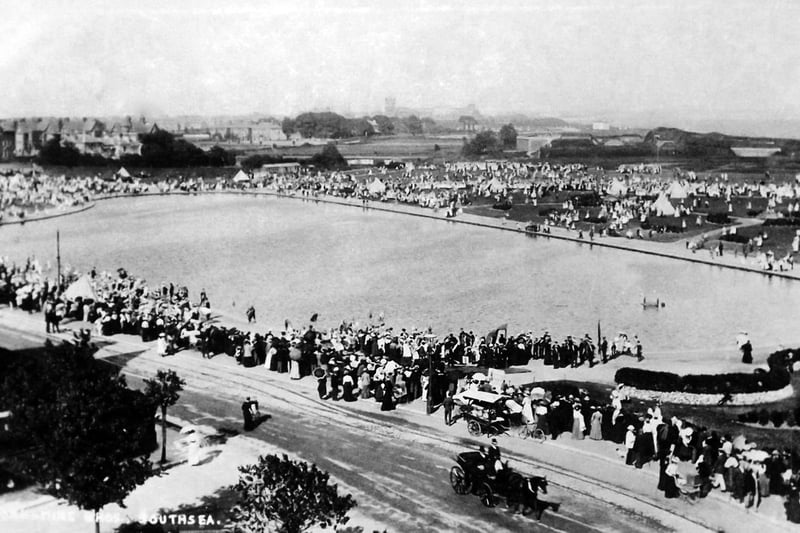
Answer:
[
  {"left": 623, "top": 384, "right": 794, "bottom": 406},
  {"left": 0, "top": 202, "right": 96, "bottom": 226}
]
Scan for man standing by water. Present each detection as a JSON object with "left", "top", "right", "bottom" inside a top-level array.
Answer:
[{"left": 246, "top": 305, "right": 256, "bottom": 323}]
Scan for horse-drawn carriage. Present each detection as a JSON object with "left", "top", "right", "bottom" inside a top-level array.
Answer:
[
  {"left": 452, "top": 390, "right": 524, "bottom": 437},
  {"left": 449, "top": 451, "right": 552, "bottom": 518}
]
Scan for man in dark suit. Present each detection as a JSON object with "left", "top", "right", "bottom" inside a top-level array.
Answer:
[
  {"left": 242, "top": 397, "right": 255, "bottom": 431},
  {"left": 488, "top": 438, "right": 502, "bottom": 463}
]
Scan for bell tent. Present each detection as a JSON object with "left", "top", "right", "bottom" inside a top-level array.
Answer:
[{"left": 652, "top": 193, "right": 676, "bottom": 216}]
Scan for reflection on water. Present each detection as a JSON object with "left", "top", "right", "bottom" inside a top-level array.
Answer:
[{"left": 2, "top": 194, "right": 798, "bottom": 355}]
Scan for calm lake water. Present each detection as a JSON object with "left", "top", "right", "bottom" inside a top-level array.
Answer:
[{"left": 2, "top": 193, "right": 799, "bottom": 356}]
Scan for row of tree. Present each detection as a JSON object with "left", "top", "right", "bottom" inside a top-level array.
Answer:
[
  {"left": 461, "top": 123, "right": 518, "bottom": 157},
  {"left": 281, "top": 112, "right": 438, "bottom": 139},
  {"left": 36, "top": 131, "right": 236, "bottom": 168}
]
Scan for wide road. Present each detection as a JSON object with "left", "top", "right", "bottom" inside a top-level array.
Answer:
[{"left": 0, "top": 315, "right": 716, "bottom": 533}]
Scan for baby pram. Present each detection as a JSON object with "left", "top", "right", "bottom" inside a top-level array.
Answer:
[{"left": 667, "top": 459, "right": 703, "bottom": 504}]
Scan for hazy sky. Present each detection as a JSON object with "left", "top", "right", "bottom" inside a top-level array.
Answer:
[{"left": 1, "top": 0, "right": 799, "bottom": 131}]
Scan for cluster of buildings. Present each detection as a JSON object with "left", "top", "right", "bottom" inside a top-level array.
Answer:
[
  {"left": 0, "top": 116, "right": 289, "bottom": 161},
  {"left": 0, "top": 117, "right": 158, "bottom": 160}
]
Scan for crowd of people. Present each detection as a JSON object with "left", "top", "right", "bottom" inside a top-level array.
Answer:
[
  {"left": 2, "top": 256, "right": 799, "bottom": 520},
  {"left": 451, "top": 376, "right": 799, "bottom": 514}
]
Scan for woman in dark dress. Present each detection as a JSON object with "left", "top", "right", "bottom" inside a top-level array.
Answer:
[
  {"left": 663, "top": 457, "right": 681, "bottom": 498},
  {"left": 342, "top": 373, "right": 356, "bottom": 402},
  {"left": 380, "top": 380, "right": 395, "bottom": 411},
  {"left": 317, "top": 374, "right": 328, "bottom": 399}
]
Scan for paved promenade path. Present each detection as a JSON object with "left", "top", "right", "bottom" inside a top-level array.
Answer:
[{"left": 0, "top": 308, "right": 795, "bottom": 532}]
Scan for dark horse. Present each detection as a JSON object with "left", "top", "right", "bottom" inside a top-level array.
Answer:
[{"left": 507, "top": 474, "right": 557, "bottom": 520}]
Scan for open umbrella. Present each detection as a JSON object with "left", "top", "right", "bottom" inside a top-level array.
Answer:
[{"left": 472, "top": 372, "right": 487, "bottom": 382}]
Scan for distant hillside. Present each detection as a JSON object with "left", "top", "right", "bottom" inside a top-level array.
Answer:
[{"left": 643, "top": 127, "right": 800, "bottom": 158}]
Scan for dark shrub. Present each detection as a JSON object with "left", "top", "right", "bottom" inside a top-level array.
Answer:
[
  {"left": 720, "top": 233, "right": 750, "bottom": 244},
  {"left": 615, "top": 368, "right": 682, "bottom": 392},
  {"left": 758, "top": 409, "right": 770, "bottom": 426},
  {"left": 763, "top": 217, "right": 800, "bottom": 227},
  {"left": 745, "top": 410, "right": 759, "bottom": 423},
  {"left": 737, "top": 413, "right": 748, "bottom": 423},
  {"left": 771, "top": 410, "right": 786, "bottom": 428},
  {"left": 570, "top": 192, "right": 602, "bottom": 208},
  {"left": 544, "top": 382, "right": 582, "bottom": 399},
  {"left": 767, "top": 348, "right": 800, "bottom": 370},
  {"left": 746, "top": 209, "right": 762, "bottom": 217},
  {"left": 614, "top": 367, "right": 789, "bottom": 394},
  {"left": 763, "top": 368, "right": 791, "bottom": 390},
  {"left": 707, "top": 213, "right": 731, "bottom": 224}
]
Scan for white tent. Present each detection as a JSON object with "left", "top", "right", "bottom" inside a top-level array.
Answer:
[
  {"left": 367, "top": 177, "right": 386, "bottom": 195},
  {"left": 606, "top": 179, "right": 628, "bottom": 197},
  {"left": 63, "top": 275, "right": 97, "bottom": 301},
  {"left": 486, "top": 177, "right": 505, "bottom": 194},
  {"left": 232, "top": 170, "right": 250, "bottom": 183},
  {"left": 652, "top": 193, "right": 676, "bottom": 216},
  {"left": 667, "top": 181, "right": 688, "bottom": 199},
  {"left": 116, "top": 166, "right": 131, "bottom": 179}
]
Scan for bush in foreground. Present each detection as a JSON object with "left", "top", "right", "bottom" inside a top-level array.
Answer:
[{"left": 231, "top": 454, "right": 355, "bottom": 533}]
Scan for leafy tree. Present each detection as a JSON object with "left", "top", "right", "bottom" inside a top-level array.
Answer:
[
  {"left": 37, "top": 138, "right": 82, "bottom": 167},
  {"left": 231, "top": 454, "right": 356, "bottom": 533},
  {"left": 1, "top": 342, "right": 154, "bottom": 533},
  {"left": 144, "top": 369, "right": 186, "bottom": 465},
  {"left": 499, "top": 123, "right": 518, "bottom": 149},
  {"left": 371, "top": 115, "right": 395, "bottom": 135},
  {"left": 281, "top": 117, "right": 296, "bottom": 137},
  {"left": 421, "top": 117, "right": 439, "bottom": 134},
  {"left": 462, "top": 130, "right": 501, "bottom": 157},
  {"left": 206, "top": 145, "right": 236, "bottom": 167},
  {"left": 349, "top": 118, "right": 375, "bottom": 137},
  {"left": 403, "top": 115, "right": 423, "bottom": 136},
  {"left": 293, "top": 112, "right": 351, "bottom": 139},
  {"left": 311, "top": 143, "right": 347, "bottom": 170}
]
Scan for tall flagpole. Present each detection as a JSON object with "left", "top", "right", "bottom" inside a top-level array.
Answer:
[{"left": 56, "top": 230, "right": 61, "bottom": 293}]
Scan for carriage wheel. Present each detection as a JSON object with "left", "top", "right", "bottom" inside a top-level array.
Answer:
[
  {"left": 532, "top": 428, "right": 546, "bottom": 443},
  {"left": 449, "top": 466, "right": 470, "bottom": 495},
  {"left": 477, "top": 482, "right": 495, "bottom": 507},
  {"left": 467, "top": 420, "right": 482, "bottom": 436}
]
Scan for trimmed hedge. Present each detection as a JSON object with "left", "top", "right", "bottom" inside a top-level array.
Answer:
[
  {"left": 763, "top": 217, "right": 800, "bottom": 227},
  {"left": 720, "top": 233, "right": 750, "bottom": 244},
  {"left": 738, "top": 408, "right": 796, "bottom": 428},
  {"left": 615, "top": 366, "right": 790, "bottom": 394},
  {"left": 706, "top": 213, "right": 732, "bottom": 224}
]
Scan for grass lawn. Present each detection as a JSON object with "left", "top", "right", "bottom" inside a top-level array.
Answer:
[{"left": 719, "top": 224, "right": 800, "bottom": 258}]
